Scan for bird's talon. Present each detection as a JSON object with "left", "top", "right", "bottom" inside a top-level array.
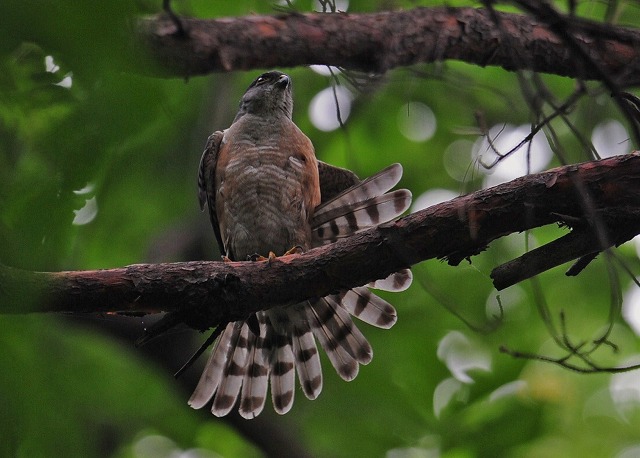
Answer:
[
  {"left": 283, "top": 245, "right": 304, "bottom": 256},
  {"left": 248, "top": 253, "right": 274, "bottom": 262}
]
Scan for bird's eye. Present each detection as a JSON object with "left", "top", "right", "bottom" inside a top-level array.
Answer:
[{"left": 256, "top": 77, "right": 265, "bottom": 84}]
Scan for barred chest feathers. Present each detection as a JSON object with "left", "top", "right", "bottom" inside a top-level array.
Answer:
[{"left": 215, "top": 116, "right": 320, "bottom": 260}]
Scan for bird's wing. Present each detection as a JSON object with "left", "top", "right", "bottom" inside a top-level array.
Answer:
[
  {"left": 317, "top": 160, "right": 361, "bottom": 204},
  {"left": 198, "top": 131, "right": 226, "bottom": 256}
]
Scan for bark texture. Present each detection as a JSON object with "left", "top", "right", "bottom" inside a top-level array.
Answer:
[{"left": 135, "top": 7, "right": 640, "bottom": 86}]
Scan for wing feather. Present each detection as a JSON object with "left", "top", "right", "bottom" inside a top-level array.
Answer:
[{"left": 198, "top": 130, "right": 226, "bottom": 255}]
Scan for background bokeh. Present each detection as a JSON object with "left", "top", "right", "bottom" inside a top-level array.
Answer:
[{"left": 2, "top": 1, "right": 640, "bottom": 457}]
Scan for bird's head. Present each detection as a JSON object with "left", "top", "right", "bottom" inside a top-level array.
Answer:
[{"left": 234, "top": 71, "right": 293, "bottom": 122}]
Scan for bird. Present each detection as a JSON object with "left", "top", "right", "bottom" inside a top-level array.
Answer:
[{"left": 191, "top": 70, "right": 412, "bottom": 419}]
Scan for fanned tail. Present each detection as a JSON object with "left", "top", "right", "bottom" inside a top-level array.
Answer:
[
  {"left": 308, "top": 161, "right": 413, "bottom": 384},
  {"left": 190, "top": 308, "right": 324, "bottom": 419},
  {"left": 189, "top": 163, "right": 412, "bottom": 418}
]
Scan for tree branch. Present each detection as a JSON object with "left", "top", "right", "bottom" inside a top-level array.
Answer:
[
  {"left": 2, "top": 153, "right": 640, "bottom": 328},
  {"left": 490, "top": 225, "right": 639, "bottom": 290},
  {"left": 135, "top": 7, "right": 640, "bottom": 86}
]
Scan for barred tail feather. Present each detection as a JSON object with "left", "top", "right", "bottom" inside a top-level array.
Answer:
[
  {"left": 311, "top": 163, "right": 411, "bottom": 248},
  {"left": 292, "top": 320, "right": 323, "bottom": 400},
  {"left": 323, "top": 295, "right": 373, "bottom": 364},
  {"left": 313, "top": 163, "right": 404, "bottom": 217},
  {"left": 306, "top": 298, "right": 359, "bottom": 381},
  {"left": 368, "top": 269, "right": 413, "bottom": 292},
  {"left": 211, "top": 322, "right": 251, "bottom": 417},
  {"left": 342, "top": 287, "right": 398, "bottom": 329},
  {"left": 188, "top": 321, "right": 236, "bottom": 409},
  {"left": 238, "top": 313, "right": 270, "bottom": 419},
  {"left": 270, "top": 332, "right": 296, "bottom": 414},
  {"left": 311, "top": 190, "right": 412, "bottom": 244}
]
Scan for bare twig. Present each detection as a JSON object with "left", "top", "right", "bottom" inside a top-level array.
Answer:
[
  {"left": 510, "top": 0, "right": 640, "bottom": 145},
  {"left": 500, "top": 345, "right": 640, "bottom": 373}
]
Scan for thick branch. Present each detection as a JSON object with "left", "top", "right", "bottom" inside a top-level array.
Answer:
[
  {"left": 491, "top": 225, "right": 640, "bottom": 290},
  {"left": 135, "top": 7, "right": 640, "bottom": 85},
  {"left": 2, "top": 153, "right": 640, "bottom": 326}
]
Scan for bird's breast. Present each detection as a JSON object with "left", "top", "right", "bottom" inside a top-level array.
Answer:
[{"left": 216, "top": 136, "right": 315, "bottom": 260}]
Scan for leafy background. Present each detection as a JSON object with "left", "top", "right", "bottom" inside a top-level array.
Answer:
[{"left": 2, "top": 1, "right": 640, "bottom": 457}]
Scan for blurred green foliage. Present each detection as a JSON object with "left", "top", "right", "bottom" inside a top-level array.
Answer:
[{"left": 2, "top": 1, "right": 640, "bottom": 457}]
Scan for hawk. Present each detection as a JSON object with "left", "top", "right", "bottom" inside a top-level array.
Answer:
[{"left": 191, "top": 71, "right": 412, "bottom": 418}]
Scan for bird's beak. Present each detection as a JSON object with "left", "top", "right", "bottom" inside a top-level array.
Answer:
[{"left": 276, "top": 74, "right": 291, "bottom": 88}]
